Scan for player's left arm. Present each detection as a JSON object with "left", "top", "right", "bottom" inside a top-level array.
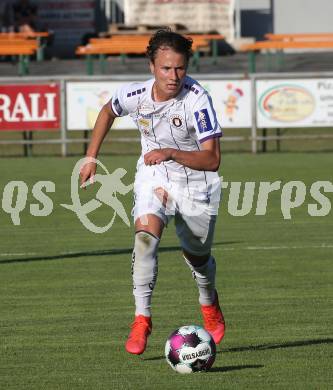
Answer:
[{"left": 143, "top": 137, "right": 221, "bottom": 171}]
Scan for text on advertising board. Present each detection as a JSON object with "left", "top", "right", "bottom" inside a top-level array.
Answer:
[{"left": 0, "top": 84, "right": 60, "bottom": 131}]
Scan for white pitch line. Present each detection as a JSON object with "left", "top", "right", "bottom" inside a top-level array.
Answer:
[
  {"left": 0, "top": 252, "right": 37, "bottom": 256},
  {"left": 214, "top": 244, "right": 333, "bottom": 251},
  {"left": 1, "top": 244, "right": 332, "bottom": 259},
  {"left": 247, "top": 244, "right": 333, "bottom": 250}
]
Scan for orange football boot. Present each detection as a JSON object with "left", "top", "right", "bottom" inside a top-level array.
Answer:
[
  {"left": 125, "top": 315, "right": 152, "bottom": 355},
  {"left": 201, "top": 290, "right": 225, "bottom": 344}
]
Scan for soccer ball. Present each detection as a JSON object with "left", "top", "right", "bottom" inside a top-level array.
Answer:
[{"left": 165, "top": 325, "right": 216, "bottom": 374}]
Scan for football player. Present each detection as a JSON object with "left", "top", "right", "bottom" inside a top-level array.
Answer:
[{"left": 80, "top": 28, "right": 225, "bottom": 355}]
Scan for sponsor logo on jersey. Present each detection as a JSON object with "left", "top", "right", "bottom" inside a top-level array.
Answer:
[
  {"left": 139, "top": 118, "right": 150, "bottom": 127},
  {"left": 138, "top": 118, "right": 150, "bottom": 135},
  {"left": 194, "top": 108, "right": 213, "bottom": 133},
  {"left": 170, "top": 114, "right": 184, "bottom": 129}
]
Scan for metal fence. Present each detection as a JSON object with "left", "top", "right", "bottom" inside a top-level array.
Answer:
[{"left": 1, "top": 72, "right": 333, "bottom": 155}]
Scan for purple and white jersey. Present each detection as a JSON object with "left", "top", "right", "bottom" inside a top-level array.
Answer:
[{"left": 110, "top": 76, "right": 222, "bottom": 185}]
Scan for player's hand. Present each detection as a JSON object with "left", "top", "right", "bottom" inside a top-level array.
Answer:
[
  {"left": 144, "top": 148, "right": 174, "bottom": 165},
  {"left": 79, "top": 159, "right": 97, "bottom": 189}
]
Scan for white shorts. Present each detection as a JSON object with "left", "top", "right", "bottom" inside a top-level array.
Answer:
[{"left": 132, "top": 164, "right": 221, "bottom": 256}]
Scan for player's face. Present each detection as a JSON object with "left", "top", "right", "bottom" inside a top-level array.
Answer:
[{"left": 150, "top": 47, "right": 187, "bottom": 101}]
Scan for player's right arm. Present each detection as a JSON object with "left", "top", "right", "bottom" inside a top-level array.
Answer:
[{"left": 80, "top": 103, "right": 117, "bottom": 187}]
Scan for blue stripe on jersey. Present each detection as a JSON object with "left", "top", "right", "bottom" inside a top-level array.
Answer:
[
  {"left": 184, "top": 84, "right": 199, "bottom": 94},
  {"left": 199, "top": 133, "right": 222, "bottom": 143},
  {"left": 127, "top": 87, "right": 146, "bottom": 98},
  {"left": 113, "top": 98, "right": 123, "bottom": 115}
]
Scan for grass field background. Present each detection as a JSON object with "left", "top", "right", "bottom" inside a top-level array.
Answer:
[{"left": 0, "top": 152, "right": 332, "bottom": 389}]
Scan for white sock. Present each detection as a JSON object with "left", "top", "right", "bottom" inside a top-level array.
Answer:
[
  {"left": 132, "top": 231, "right": 159, "bottom": 317},
  {"left": 184, "top": 255, "right": 216, "bottom": 305}
]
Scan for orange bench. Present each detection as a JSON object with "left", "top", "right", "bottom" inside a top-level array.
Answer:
[
  {"left": 98, "top": 33, "right": 224, "bottom": 64},
  {"left": 0, "top": 40, "right": 38, "bottom": 75},
  {"left": 76, "top": 34, "right": 214, "bottom": 74},
  {"left": 0, "top": 39, "right": 38, "bottom": 47},
  {"left": 265, "top": 33, "right": 333, "bottom": 42},
  {"left": 0, "top": 32, "right": 49, "bottom": 61},
  {"left": 91, "top": 33, "right": 223, "bottom": 45},
  {"left": 92, "top": 34, "right": 211, "bottom": 58},
  {"left": 90, "top": 35, "right": 211, "bottom": 52},
  {"left": 240, "top": 40, "right": 333, "bottom": 72},
  {"left": 76, "top": 38, "right": 150, "bottom": 74}
]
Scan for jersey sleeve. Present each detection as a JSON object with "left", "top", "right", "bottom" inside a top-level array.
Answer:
[
  {"left": 110, "top": 84, "right": 130, "bottom": 117},
  {"left": 192, "top": 92, "right": 222, "bottom": 143}
]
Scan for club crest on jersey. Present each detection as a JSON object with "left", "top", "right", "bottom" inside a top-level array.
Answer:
[
  {"left": 194, "top": 108, "right": 213, "bottom": 133},
  {"left": 170, "top": 114, "right": 184, "bottom": 129}
]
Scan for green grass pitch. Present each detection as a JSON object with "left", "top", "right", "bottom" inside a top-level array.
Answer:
[{"left": 0, "top": 152, "right": 332, "bottom": 389}]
